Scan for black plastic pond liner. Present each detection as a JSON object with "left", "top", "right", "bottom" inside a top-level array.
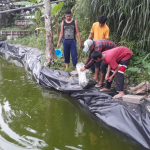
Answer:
[{"left": 0, "top": 41, "right": 150, "bottom": 150}]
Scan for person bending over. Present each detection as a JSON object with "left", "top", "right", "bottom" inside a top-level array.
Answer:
[
  {"left": 91, "top": 47, "right": 133, "bottom": 98},
  {"left": 80, "top": 39, "right": 116, "bottom": 86}
]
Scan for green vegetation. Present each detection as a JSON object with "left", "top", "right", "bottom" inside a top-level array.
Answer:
[
  {"left": 74, "top": 0, "right": 150, "bottom": 51},
  {"left": 6, "top": 0, "right": 150, "bottom": 84},
  {"left": 2, "top": 25, "right": 36, "bottom": 31}
]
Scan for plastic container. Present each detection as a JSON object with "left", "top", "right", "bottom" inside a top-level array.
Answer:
[{"left": 55, "top": 49, "right": 63, "bottom": 58}]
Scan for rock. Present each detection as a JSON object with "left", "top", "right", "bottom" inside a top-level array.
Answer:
[
  {"left": 70, "top": 70, "right": 78, "bottom": 77},
  {"left": 146, "top": 98, "right": 150, "bottom": 102},
  {"left": 122, "top": 95, "right": 145, "bottom": 104},
  {"left": 129, "top": 81, "right": 150, "bottom": 94}
]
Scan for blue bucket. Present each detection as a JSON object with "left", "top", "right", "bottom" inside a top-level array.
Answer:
[{"left": 55, "top": 49, "right": 63, "bottom": 58}]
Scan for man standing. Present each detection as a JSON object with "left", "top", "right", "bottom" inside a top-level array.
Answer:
[
  {"left": 88, "top": 15, "right": 109, "bottom": 40},
  {"left": 91, "top": 47, "right": 133, "bottom": 98},
  {"left": 57, "top": 10, "right": 82, "bottom": 70},
  {"left": 80, "top": 39, "right": 116, "bottom": 87}
]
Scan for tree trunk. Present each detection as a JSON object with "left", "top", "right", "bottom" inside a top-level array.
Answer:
[
  {"left": 0, "top": 14, "right": 2, "bottom": 30},
  {"left": 44, "top": 0, "right": 57, "bottom": 67}
]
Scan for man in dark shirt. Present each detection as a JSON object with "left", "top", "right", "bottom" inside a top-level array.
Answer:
[
  {"left": 80, "top": 39, "right": 116, "bottom": 87},
  {"left": 57, "top": 10, "right": 81, "bottom": 70}
]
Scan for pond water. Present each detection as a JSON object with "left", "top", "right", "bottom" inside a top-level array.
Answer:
[{"left": 0, "top": 58, "right": 142, "bottom": 150}]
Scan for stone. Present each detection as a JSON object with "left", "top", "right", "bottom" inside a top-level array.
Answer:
[
  {"left": 129, "top": 81, "right": 150, "bottom": 94},
  {"left": 122, "top": 95, "right": 145, "bottom": 104},
  {"left": 146, "top": 98, "right": 150, "bottom": 102},
  {"left": 70, "top": 70, "right": 78, "bottom": 77}
]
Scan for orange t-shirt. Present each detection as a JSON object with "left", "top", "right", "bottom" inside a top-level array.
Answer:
[{"left": 91, "top": 22, "right": 109, "bottom": 40}]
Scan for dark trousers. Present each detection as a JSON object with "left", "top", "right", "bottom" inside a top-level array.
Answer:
[
  {"left": 63, "top": 39, "right": 77, "bottom": 68},
  {"left": 104, "top": 59, "right": 131, "bottom": 91},
  {"left": 100, "top": 61, "right": 108, "bottom": 74},
  {"left": 90, "top": 60, "right": 107, "bottom": 74}
]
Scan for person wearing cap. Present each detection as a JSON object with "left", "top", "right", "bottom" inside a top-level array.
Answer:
[
  {"left": 91, "top": 47, "right": 133, "bottom": 98},
  {"left": 57, "top": 10, "right": 82, "bottom": 70},
  {"left": 88, "top": 15, "right": 109, "bottom": 40},
  {"left": 80, "top": 39, "right": 116, "bottom": 87}
]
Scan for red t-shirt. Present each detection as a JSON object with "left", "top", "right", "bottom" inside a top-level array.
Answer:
[{"left": 102, "top": 46, "right": 133, "bottom": 70}]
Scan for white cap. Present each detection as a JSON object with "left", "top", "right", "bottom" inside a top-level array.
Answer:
[{"left": 83, "top": 39, "right": 94, "bottom": 52}]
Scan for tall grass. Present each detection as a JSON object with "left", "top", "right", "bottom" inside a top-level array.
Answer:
[
  {"left": 7, "top": 34, "right": 46, "bottom": 52},
  {"left": 74, "top": 0, "right": 150, "bottom": 52}
]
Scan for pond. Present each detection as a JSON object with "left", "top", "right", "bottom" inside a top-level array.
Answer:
[{"left": 0, "top": 58, "right": 141, "bottom": 150}]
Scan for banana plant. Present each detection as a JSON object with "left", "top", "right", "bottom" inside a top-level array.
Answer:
[
  {"left": 51, "top": 2, "right": 64, "bottom": 35},
  {"left": 26, "top": 0, "right": 45, "bottom": 32},
  {"left": 30, "top": 10, "right": 41, "bottom": 27}
]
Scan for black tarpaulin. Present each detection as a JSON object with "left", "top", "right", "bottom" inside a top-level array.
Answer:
[{"left": 0, "top": 41, "right": 150, "bottom": 149}]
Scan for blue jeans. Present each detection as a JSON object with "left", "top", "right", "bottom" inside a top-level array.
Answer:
[{"left": 62, "top": 39, "right": 77, "bottom": 68}]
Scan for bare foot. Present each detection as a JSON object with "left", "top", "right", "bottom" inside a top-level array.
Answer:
[
  {"left": 113, "top": 91, "right": 125, "bottom": 99},
  {"left": 100, "top": 88, "right": 110, "bottom": 92},
  {"left": 65, "top": 68, "right": 69, "bottom": 71}
]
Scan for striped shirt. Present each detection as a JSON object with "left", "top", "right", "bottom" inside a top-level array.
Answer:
[{"left": 84, "top": 39, "right": 116, "bottom": 69}]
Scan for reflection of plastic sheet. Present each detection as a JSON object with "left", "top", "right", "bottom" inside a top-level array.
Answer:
[
  {"left": 75, "top": 115, "right": 85, "bottom": 137},
  {"left": 0, "top": 41, "right": 150, "bottom": 150}
]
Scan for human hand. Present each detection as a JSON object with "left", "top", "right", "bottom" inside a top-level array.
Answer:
[
  {"left": 79, "top": 42, "right": 82, "bottom": 48},
  {"left": 105, "top": 73, "right": 109, "bottom": 80},
  {"left": 108, "top": 76, "right": 113, "bottom": 82},
  {"left": 57, "top": 43, "right": 60, "bottom": 49},
  {"left": 80, "top": 67, "right": 85, "bottom": 71}
]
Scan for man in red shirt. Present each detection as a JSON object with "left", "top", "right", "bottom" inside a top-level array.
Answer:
[{"left": 91, "top": 46, "right": 133, "bottom": 98}]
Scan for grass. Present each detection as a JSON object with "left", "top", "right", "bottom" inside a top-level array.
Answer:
[
  {"left": 2, "top": 25, "right": 36, "bottom": 31},
  {"left": 8, "top": 34, "right": 46, "bottom": 52}
]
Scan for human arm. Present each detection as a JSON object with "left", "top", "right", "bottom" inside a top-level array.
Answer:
[
  {"left": 80, "top": 58, "right": 95, "bottom": 71},
  {"left": 75, "top": 20, "right": 81, "bottom": 48},
  {"left": 107, "top": 65, "right": 121, "bottom": 82},
  {"left": 80, "top": 50, "right": 95, "bottom": 71},
  {"left": 88, "top": 23, "right": 94, "bottom": 39},
  {"left": 88, "top": 33, "right": 94, "bottom": 39},
  {"left": 57, "top": 21, "right": 63, "bottom": 49},
  {"left": 85, "top": 50, "right": 93, "bottom": 65},
  {"left": 105, "top": 64, "right": 111, "bottom": 80}
]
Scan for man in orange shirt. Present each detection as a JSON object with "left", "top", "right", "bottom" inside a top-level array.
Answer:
[{"left": 88, "top": 15, "right": 109, "bottom": 40}]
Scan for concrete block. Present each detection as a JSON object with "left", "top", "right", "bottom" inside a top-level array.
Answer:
[
  {"left": 122, "top": 95, "right": 145, "bottom": 104},
  {"left": 146, "top": 98, "right": 150, "bottom": 102},
  {"left": 146, "top": 106, "right": 150, "bottom": 113},
  {"left": 7, "top": 35, "right": 18, "bottom": 40}
]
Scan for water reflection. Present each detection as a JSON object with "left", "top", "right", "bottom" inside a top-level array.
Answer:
[{"left": 0, "top": 58, "right": 142, "bottom": 150}]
